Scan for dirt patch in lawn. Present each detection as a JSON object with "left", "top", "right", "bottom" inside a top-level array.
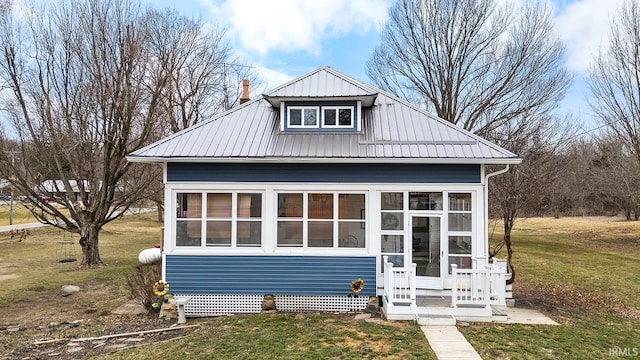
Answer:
[
  {"left": 0, "top": 279, "right": 188, "bottom": 360},
  {"left": 514, "top": 281, "right": 640, "bottom": 323},
  {"left": 0, "top": 274, "right": 17, "bottom": 282}
]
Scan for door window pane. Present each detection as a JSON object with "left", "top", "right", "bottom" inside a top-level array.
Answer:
[
  {"left": 412, "top": 216, "right": 441, "bottom": 277},
  {"left": 277, "top": 221, "right": 303, "bottom": 246},
  {"left": 409, "top": 192, "right": 443, "bottom": 210}
]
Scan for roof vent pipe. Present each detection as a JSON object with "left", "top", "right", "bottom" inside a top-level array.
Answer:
[{"left": 240, "top": 79, "right": 250, "bottom": 104}]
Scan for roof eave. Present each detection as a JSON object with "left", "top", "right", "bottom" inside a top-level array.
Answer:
[
  {"left": 263, "top": 94, "right": 378, "bottom": 107},
  {"left": 126, "top": 156, "right": 523, "bottom": 165}
]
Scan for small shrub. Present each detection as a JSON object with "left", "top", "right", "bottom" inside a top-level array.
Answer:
[{"left": 126, "top": 261, "right": 161, "bottom": 311}]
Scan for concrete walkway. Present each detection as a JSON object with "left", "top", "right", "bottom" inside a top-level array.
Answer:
[
  {"left": 422, "top": 325, "right": 482, "bottom": 360},
  {"left": 504, "top": 307, "right": 559, "bottom": 325},
  {"left": 421, "top": 307, "right": 558, "bottom": 359},
  {"left": 0, "top": 208, "right": 155, "bottom": 233},
  {"left": 0, "top": 221, "right": 49, "bottom": 233}
]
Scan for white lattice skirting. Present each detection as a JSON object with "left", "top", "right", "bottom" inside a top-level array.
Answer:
[{"left": 174, "top": 294, "right": 369, "bottom": 317}]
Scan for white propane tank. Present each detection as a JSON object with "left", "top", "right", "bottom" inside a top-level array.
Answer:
[{"left": 138, "top": 247, "right": 161, "bottom": 264}]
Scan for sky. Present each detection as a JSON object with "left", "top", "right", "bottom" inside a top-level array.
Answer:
[{"left": 125, "top": 0, "right": 630, "bottom": 129}]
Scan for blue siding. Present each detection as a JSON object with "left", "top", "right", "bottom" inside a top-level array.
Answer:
[
  {"left": 165, "top": 255, "right": 376, "bottom": 296},
  {"left": 167, "top": 163, "right": 481, "bottom": 183}
]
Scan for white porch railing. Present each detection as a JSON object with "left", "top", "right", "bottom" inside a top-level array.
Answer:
[
  {"left": 451, "top": 263, "right": 508, "bottom": 308},
  {"left": 382, "top": 256, "right": 416, "bottom": 306}
]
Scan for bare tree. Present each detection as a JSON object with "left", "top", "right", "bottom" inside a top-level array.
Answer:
[
  {"left": 589, "top": 0, "right": 640, "bottom": 174},
  {"left": 147, "top": 9, "right": 260, "bottom": 134},
  {"left": 0, "top": 0, "right": 239, "bottom": 266},
  {"left": 367, "top": 0, "right": 570, "bottom": 137},
  {"left": 367, "top": 0, "right": 572, "bottom": 280},
  {"left": 487, "top": 115, "right": 572, "bottom": 283},
  {"left": 591, "top": 136, "right": 640, "bottom": 220},
  {"left": 143, "top": 9, "right": 261, "bottom": 220}
]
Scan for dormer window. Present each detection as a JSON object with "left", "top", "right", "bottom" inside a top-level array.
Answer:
[
  {"left": 282, "top": 101, "right": 360, "bottom": 132},
  {"left": 323, "top": 107, "right": 353, "bottom": 128},
  {"left": 288, "top": 106, "right": 319, "bottom": 128}
]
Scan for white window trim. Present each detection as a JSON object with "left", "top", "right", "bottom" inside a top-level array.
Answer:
[
  {"left": 174, "top": 191, "right": 265, "bottom": 249},
  {"left": 445, "top": 192, "right": 474, "bottom": 273},
  {"left": 321, "top": 106, "right": 354, "bottom": 128},
  {"left": 287, "top": 106, "right": 320, "bottom": 128},
  {"left": 276, "top": 191, "right": 367, "bottom": 250},
  {"left": 164, "top": 183, "right": 484, "bottom": 269}
]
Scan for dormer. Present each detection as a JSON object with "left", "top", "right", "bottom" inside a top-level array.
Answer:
[{"left": 262, "top": 67, "right": 378, "bottom": 132}]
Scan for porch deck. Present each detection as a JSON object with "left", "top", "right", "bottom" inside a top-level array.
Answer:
[
  {"left": 381, "top": 256, "right": 511, "bottom": 324},
  {"left": 383, "top": 296, "right": 508, "bottom": 324}
]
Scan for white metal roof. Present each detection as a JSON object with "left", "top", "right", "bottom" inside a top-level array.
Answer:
[
  {"left": 262, "top": 66, "right": 378, "bottom": 107},
  {"left": 128, "top": 67, "right": 520, "bottom": 165}
]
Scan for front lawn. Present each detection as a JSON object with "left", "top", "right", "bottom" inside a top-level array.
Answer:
[{"left": 460, "top": 217, "right": 640, "bottom": 359}]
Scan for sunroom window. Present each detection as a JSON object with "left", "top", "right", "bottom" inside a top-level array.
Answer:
[
  {"left": 176, "top": 192, "right": 262, "bottom": 247},
  {"left": 447, "top": 193, "right": 472, "bottom": 272},
  {"left": 277, "top": 192, "right": 366, "bottom": 248}
]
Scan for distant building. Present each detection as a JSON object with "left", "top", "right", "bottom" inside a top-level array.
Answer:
[{"left": 39, "top": 180, "right": 90, "bottom": 202}]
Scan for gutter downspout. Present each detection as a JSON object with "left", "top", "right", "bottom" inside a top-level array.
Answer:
[{"left": 484, "top": 165, "right": 510, "bottom": 262}]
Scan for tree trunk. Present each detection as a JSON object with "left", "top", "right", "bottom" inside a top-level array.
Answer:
[
  {"left": 79, "top": 224, "right": 102, "bottom": 267},
  {"left": 155, "top": 200, "right": 164, "bottom": 223},
  {"left": 504, "top": 217, "right": 516, "bottom": 285}
]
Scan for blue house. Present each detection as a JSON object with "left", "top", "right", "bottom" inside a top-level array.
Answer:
[{"left": 128, "top": 67, "right": 521, "bottom": 322}]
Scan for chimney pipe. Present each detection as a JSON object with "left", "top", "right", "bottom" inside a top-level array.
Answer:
[{"left": 240, "top": 79, "right": 250, "bottom": 104}]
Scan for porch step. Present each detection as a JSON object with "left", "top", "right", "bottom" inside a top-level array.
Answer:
[
  {"left": 491, "top": 305, "right": 508, "bottom": 322},
  {"left": 417, "top": 313, "right": 456, "bottom": 326}
]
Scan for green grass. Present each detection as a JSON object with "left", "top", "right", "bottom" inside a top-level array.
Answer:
[
  {"left": 0, "top": 212, "right": 436, "bottom": 359},
  {"left": 99, "top": 314, "right": 435, "bottom": 360},
  {"left": 459, "top": 217, "right": 640, "bottom": 359},
  {"left": 2, "top": 215, "right": 639, "bottom": 359},
  {"left": 463, "top": 316, "right": 640, "bottom": 359},
  {"left": 0, "top": 202, "right": 38, "bottom": 226},
  {"left": 0, "top": 212, "right": 162, "bottom": 306}
]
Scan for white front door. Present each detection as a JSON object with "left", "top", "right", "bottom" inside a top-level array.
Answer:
[{"left": 410, "top": 215, "right": 444, "bottom": 289}]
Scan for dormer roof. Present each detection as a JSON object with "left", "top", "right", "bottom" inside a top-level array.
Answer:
[{"left": 263, "top": 66, "right": 378, "bottom": 107}]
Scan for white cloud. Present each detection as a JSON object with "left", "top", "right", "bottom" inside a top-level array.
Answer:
[
  {"left": 219, "top": 0, "right": 390, "bottom": 55},
  {"left": 555, "top": 0, "right": 623, "bottom": 73},
  {"left": 253, "top": 65, "right": 294, "bottom": 91}
]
